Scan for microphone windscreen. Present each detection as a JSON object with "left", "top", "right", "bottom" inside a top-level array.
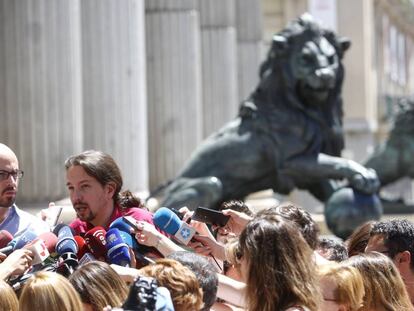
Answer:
[
  {"left": 84, "top": 227, "right": 107, "bottom": 259},
  {"left": 109, "top": 217, "right": 133, "bottom": 233},
  {"left": 14, "top": 230, "right": 38, "bottom": 250},
  {"left": 153, "top": 207, "right": 181, "bottom": 235},
  {"left": 74, "top": 236, "right": 88, "bottom": 259},
  {"left": 55, "top": 225, "right": 78, "bottom": 255},
  {"left": 53, "top": 223, "right": 75, "bottom": 236},
  {"left": 37, "top": 232, "right": 58, "bottom": 253},
  {"left": 106, "top": 228, "right": 131, "bottom": 266},
  {"left": 0, "top": 230, "right": 13, "bottom": 248},
  {"left": 118, "top": 231, "right": 139, "bottom": 249}
]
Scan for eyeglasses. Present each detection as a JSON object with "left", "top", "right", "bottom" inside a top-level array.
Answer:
[{"left": 0, "top": 170, "right": 24, "bottom": 181}]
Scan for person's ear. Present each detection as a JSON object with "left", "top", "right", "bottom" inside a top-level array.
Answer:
[
  {"left": 395, "top": 250, "right": 411, "bottom": 266},
  {"left": 104, "top": 182, "right": 116, "bottom": 199}
]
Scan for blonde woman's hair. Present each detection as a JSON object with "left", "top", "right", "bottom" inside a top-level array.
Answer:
[
  {"left": 318, "top": 264, "right": 364, "bottom": 311},
  {"left": 0, "top": 280, "right": 18, "bottom": 311},
  {"left": 345, "top": 252, "right": 413, "bottom": 311},
  {"left": 140, "top": 258, "right": 204, "bottom": 311},
  {"left": 69, "top": 261, "right": 128, "bottom": 311},
  {"left": 19, "top": 271, "right": 83, "bottom": 311}
]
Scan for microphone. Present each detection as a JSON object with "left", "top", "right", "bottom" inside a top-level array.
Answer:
[
  {"left": 0, "top": 230, "right": 37, "bottom": 255},
  {"left": 37, "top": 232, "right": 58, "bottom": 254},
  {"left": 54, "top": 225, "right": 78, "bottom": 277},
  {"left": 110, "top": 217, "right": 134, "bottom": 233},
  {"left": 24, "top": 232, "right": 58, "bottom": 265},
  {"left": 55, "top": 225, "right": 78, "bottom": 255},
  {"left": 153, "top": 207, "right": 196, "bottom": 245},
  {"left": 74, "top": 236, "right": 88, "bottom": 259},
  {"left": 0, "top": 230, "right": 13, "bottom": 248},
  {"left": 84, "top": 227, "right": 107, "bottom": 259},
  {"left": 106, "top": 228, "right": 131, "bottom": 267}
]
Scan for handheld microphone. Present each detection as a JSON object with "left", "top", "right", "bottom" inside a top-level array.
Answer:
[
  {"left": 106, "top": 228, "right": 131, "bottom": 267},
  {"left": 0, "top": 230, "right": 37, "bottom": 255},
  {"left": 55, "top": 225, "right": 78, "bottom": 255},
  {"left": 37, "top": 232, "right": 58, "bottom": 254},
  {"left": 153, "top": 207, "right": 196, "bottom": 245},
  {"left": 110, "top": 217, "right": 134, "bottom": 233},
  {"left": 25, "top": 239, "right": 50, "bottom": 266},
  {"left": 74, "top": 236, "right": 88, "bottom": 259},
  {"left": 0, "top": 230, "right": 13, "bottom": 248},
  {"left": 54, "top": 225, "right": 78, "bottom": 277},
  {"left": 84, "top": 227, "right": 107, "bottom": 259},
  {"left": 24, "top": 232, "right": 59, "bottom": 265}
]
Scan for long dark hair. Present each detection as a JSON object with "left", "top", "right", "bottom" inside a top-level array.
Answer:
[
  {"left": 65, "top": 150, "right": 144, "bottom": 209},
  {"left": 231, "top": 215, "right": 320, "bottom": 311}
]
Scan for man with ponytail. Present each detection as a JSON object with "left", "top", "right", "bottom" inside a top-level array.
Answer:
[{"left": 65, "top": 150, "right": 154, "bottom": 235}]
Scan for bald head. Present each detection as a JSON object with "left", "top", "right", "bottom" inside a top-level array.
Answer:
[
  {"left": 0, "top": 144, "right": 18, "bottom": 161},
  {"left": 0, "top": 144, "right": 20, "bottom": 208}
]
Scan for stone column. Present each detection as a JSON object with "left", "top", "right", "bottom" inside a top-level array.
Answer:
[
  {"left": 198, "top": 0, "right": 238, "bottom": 137},
  {"left": 0, "top": 0, "right": 83, "bottom": 202},
  {"left": 145, "top": 0, "right": 203, "bottom": 188},
  {"left": 338, "top": 0, "right": 377, "bottom": 162},
  {"left": 80, "top": 0, "right": 148, "bottom": 192},
  {"left": 235, "top": 0, "right": 263, "bottom": 102}
]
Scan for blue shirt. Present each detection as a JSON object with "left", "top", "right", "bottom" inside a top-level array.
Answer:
[{"left": 0, "top": 204, "right": 50, "bottom": 237}]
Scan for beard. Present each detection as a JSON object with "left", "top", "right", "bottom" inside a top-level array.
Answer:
[
  {"left": 74, "top": 203, "right": 95, "bottom": 222},
  {"left": 0, "top": 186, "right": 17, "bottom": 208}
]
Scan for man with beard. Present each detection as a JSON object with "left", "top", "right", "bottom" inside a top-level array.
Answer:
[
  {"left": 0, "top": 143, "right": 49, "bottom": 237},
  {"left": 65, "top": 150, "right": 155, "bottom": 235}
]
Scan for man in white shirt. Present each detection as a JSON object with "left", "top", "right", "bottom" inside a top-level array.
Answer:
[{"left": 0, "top": 143, "right": 49, "bottom": 237}]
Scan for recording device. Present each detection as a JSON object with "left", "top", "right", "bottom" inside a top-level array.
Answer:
[
  {"left": 110, "top": 219, "right": 155, "bottom": 266},
  {"left": 106, "top": 228, "right": 131, "bottom": 267},
  {"left": 0, "top": 230, "right": 13, "bottom": 248},
  {"left": 74, "top": 235, "right": 88, "bottom": 259},
  {"left": 24, "top": 232, "right": 58, "bottom": 266},
  {"left": 122, "top": 276, "right": 158, "bottom": 311},
  {"left": 9, "top": 263, "right": 57, "bottom": 291},
  {"left": 43, "top": 205, "right": 63, "bottom": 227},
  {"left": 84, "top": 227, "right": 107, "bottom": 259},
  {"left": 0, "top": 230, "right": 37, "bottom": 255},
  {"left": 192, "top": 206, "right": 230, "bottom": 227},
  {"left": 111, "top": 276, "right": 174, "bottom": 311},
  {"left": 153, "top": 207, "right": 196, "bottom": 245},
  {"left": 54, "top": 225, "right": 78, "bottom": 255},
  {"left": 122, "top": 216, "right": 141, "bottom": 230},
  {"left": 54, "top": 225, "right": 79, "bottom": 276}
]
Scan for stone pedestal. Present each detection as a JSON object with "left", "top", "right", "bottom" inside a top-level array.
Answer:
[
  {"left": 145, "top": 0, "right": 203, "bottom": 188},
  {"left": 0, "top": 0, "right": 83, "bottom": 202},
  {"left": 80, "top": 0, "right": 148, "bottom": 192}
]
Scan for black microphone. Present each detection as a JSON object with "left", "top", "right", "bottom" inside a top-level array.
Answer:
[{"left": 54, "top": 225, "right": 78, "bottom": 277}]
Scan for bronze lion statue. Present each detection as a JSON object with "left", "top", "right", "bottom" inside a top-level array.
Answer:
[
  {"left": 366, "top": 97, "right": 414, "bottom": 185},
  {"left": 156, "top": 14, "right": 380, "bottom": 211}
]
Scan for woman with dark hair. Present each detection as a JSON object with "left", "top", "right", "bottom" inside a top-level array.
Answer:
[
  {"left": 345, "top": 221, "right": 375, "bottom": 257},
  {"left": 69, "top": 261, "right": 129, "bottom": 311},
  {"left": 227, "top": 214, "right": 321, "bottom": 311}
]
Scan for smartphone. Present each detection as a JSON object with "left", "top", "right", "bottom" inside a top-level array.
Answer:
[
  {"left": 192, "top": 207, "right": 230, "bottom": 227},
  {"left": 43, "top": 205, "right": 63, "bottom": 227},
  {"left": 123, "top": 216, "right": 140, "bottom": 230}
]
